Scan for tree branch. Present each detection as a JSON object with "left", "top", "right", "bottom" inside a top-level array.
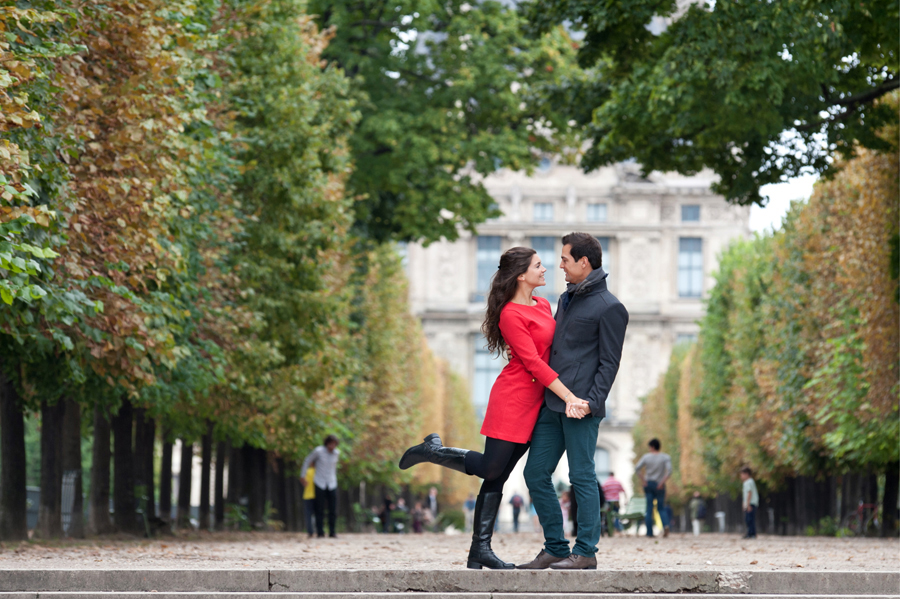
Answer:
[
  {"left": 833, "top": 79, "right": 899, "bottom": 107},
  {"left": 797, "top": 79, "right": 899, "bottom": 132}
]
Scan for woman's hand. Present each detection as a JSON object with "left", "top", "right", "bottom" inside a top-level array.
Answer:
[{"left": 565, "top": 397, "right": 591, "bottom": 419}]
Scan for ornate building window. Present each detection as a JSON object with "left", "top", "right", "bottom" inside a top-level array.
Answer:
[
  {"left": 676, "top": 332, "right": 697, "bottom": 345},
  {"left": 473, "top": 338, "right": 502, "bottom": 420},
  {"left": 474, "top": 236, "right": 502, "bottom": 302},
  {"left": 681, "top": 204, "right": 700, "bottom": 222},
  {"left": 586, "top": 203, "right": 608, "bottom": 222},
  {"left": 531, "top": 236, "right": 557, "bottom": 304},
  {"left": 678, "top": 237, "right": 703, "bottom": 298},
  {"left": 533, "top": 202, "right": 554, "bottom": 222},
  {"left": 595, "top": 236, "right": 611, "bottom": 272}
]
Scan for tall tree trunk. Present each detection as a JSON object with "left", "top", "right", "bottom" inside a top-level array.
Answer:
[
  {"left": 143, "top": 417, "right": 156, "bottom": 520},
  {"left": 214, "top": 440, "right": 227, "bottom": 530},
  {"left": 159, "top": 433, "right": 173, "bottom": 523},
  {"left": 133, "top": 410, "right": 156, "bottom": 522},
  {"left": 0, "top": 363, "right": 27, "bottom": 540},
  {"left": 37, "top": 399, "right": 64, "bottom": 538},
  {"left": 882, "top": 462, "right": 898, "bottom": 537},
  {"left": 199, "top": 422, "right": 212, "bottom": 531},
  {"left": 62, "top": 399, "right": 84, "bottom": 538},
  {"left": 177, "top": 439, "right": 193, "bottom": 528},
  {"left": 112, "top": 399, "right": 138, "bottom": 534},
  {"left": 89, "top": 406, "right": 114, "bottom": 535},
  {"left": 247, "top": 447, "right": 265, "bottom": 529},
  {"left": 226, "top": 444, "right": 242, "bottom": 506}
]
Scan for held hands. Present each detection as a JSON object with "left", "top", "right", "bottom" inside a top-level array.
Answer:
[{"left": 564, "top": 396, "right": 591, "bottom": 419}]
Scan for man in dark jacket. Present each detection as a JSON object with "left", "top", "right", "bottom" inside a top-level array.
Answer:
[{"left": 519, "top": 233, "right": 628, "bottom": 570}]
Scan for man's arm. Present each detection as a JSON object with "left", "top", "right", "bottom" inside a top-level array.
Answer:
[
  {"left": 659, "top": 455, "right": 672, "bottom": 488},
  {"left": 582, "top": 302, "right": 629, "bottom": 417},
  {"left": 635, "top": 455, "right": 646, "bottom": 486}
]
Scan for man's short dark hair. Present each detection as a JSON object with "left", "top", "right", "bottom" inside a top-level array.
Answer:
[
  {"left": 609, "top": 471, "right": 614, "bottom": 477},
  {"left": 740, "top": 466, "right": 752, "bottom": 476},
  {"left": 324, "top": 434, "right": 339, "bottom": 446},
  {"left": 648, "top": 438, "right": 661, "bottom": 451},
  {"left": 562, "top": 232, "right": 603, "bottom": 269}
]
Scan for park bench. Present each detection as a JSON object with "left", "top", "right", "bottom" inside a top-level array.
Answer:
[{"left": 618, "top": 496, "right": 647, "bottom": 535}]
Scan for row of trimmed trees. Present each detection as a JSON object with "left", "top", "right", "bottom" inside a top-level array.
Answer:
[
  {"left": 634, "top": 121, "right": 899, "bottom": 535},
  {"left": 0, "top": 0, "right": 493, "bottom": 540}
]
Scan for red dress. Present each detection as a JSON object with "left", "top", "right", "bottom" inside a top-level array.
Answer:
[{"left": 480, "top": 296, "right": 558, "bottom": 443}]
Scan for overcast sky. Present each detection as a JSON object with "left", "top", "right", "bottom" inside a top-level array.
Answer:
[{"left": 750, "top": 174, "right": 818, "bottom": 233}]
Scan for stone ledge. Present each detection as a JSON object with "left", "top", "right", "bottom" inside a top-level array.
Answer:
[
  {"left": 0, "top": 593, "right": 898, "bottom": 599},
  {"left": 0, "top": 570, "right": 896, "bottom": 595}
]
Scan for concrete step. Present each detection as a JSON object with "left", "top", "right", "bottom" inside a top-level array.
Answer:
[
  {"left": 0, "top": 570, "right": 896, "bottom": 595},
  {"left": 1, "top": 594, "right": 898, "bottom": 599}
]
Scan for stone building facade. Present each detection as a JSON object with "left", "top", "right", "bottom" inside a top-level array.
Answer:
[{"left": 404, "top": 160, "right": 750, "bottom": 513}]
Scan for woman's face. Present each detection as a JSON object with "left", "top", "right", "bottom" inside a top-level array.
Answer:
[{"left": 519, "top": 252, "right": 547, "bottom": 288}]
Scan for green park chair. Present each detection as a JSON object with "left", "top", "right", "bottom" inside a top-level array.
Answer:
[{"left": 618, "top": 496, "right": 647, "bottom": 535}]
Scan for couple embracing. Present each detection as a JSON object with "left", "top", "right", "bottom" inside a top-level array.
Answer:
[{"left": 400, "top": 232, "right": 628, "bottom": 570}]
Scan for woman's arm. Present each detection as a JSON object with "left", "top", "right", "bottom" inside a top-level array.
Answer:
[{"left": 499, "top": 309, "right": 587, "bottom": 416}]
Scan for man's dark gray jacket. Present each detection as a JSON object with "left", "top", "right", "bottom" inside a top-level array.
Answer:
[{"left": 544, "top": 268, "right": 628, "bottom": 419}]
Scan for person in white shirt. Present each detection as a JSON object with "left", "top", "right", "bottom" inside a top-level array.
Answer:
[
  {"left": 740, "top": 466, "right": 759, "bottom": 539},
  {"left": 635, "top": 438, "right": 673, "bottom": 537},
  {"left": 300, "top": 435, "right": 340, "bottom": 538}
]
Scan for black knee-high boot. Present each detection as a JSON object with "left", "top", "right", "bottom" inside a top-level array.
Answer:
[
  {"left": 398, "top": 433, "right": 468, "bottom": 473},
  {"left": 467, "top": 492, "right": 513, "bottom": 570}
]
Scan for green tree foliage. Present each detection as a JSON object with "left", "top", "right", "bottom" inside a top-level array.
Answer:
[
  {"left": 0, "top": 0, "right": 482, "bottom": 538},
  {"left": 523, "top": 0, "right": 899, "bottom": 205},
  {"left": 311, "top": 0, "right": 580, "bottom": 243},
  {"left": 643, "top": 113, "right": 899, "bottom": 493}
]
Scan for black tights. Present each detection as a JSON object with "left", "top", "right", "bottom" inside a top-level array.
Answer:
[{"left": 464, "top": 437, "right": 529, "bottom": 494}]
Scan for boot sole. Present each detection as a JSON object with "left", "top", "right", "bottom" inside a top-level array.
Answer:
[{"left": 467, "top": 561, "right": 514, "bottom": 570}]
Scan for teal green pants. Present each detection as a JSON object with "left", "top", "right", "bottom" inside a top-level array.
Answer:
[{"left": 523, "top": 406, "right": 601, "bottom": 558}]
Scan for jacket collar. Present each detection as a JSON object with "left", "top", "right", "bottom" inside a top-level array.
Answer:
[{"left": 566, "top": 267, "right": 608, "bottom": 297}]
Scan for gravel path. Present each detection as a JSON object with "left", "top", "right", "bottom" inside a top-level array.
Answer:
[{"left": 0, "top": 532, "right": 896, "bottom": 571}]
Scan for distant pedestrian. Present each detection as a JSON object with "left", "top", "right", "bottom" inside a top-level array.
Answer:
[
  {"left": 427, "top": 487, "right": 439, "bottom": 525},
  {"left": 381, "top": 497, "right": 395, "bottom": 533},
  {"left": 740, "top": 467, "right": 759, "bottom": 539},
  {"left": 302, "top": 465, "right": 316, "bottom": 537},
  {"left": 411, "top": 502, "right": 425, "bottom": 533},
  {"left": 463, "top": 494, "right": 476, "bottom": 532},
  {"left": 601, "top": 472, "right": 627, "bottom": 535},
  {"left": 689, "top": 491, "right": 706, "bottom": 536},
  {"left": 509, "top": 493, "right": 524, "bottom": 533},
  {"left": 635, "top": 438, "right": 672, "bottom": 538},
  {"left": 300, "top": 434, "right": 340, "bottom": 538}
]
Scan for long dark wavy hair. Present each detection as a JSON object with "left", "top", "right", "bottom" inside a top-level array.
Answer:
[{"left": 481, "top": 246, "right": 537, "bottom": 356}]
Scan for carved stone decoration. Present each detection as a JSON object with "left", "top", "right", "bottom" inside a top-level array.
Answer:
[
  {"left": 437, "top": 241, "right": 457, "bottom": 298},
  {"left": 510, "top": 185, "right": 522, "bottom": 222},
  {"left": 566, "top": 185, "right": 577, "bottom": 223},
  {"left": 628, "top": 240, "right": 652, "bottom": 298},
  {"left": 661, "top": 203, "right": 676, "bottom": 222},
  {"left": 707, "top": 204, "right": 723, "bottom": 221}
]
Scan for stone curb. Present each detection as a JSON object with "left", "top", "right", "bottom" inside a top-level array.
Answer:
[
  {"left": 0, "top": 594, "right": 898, "bottom": 599},
  {"left": 0, "top": 570, "right": 896, "bottom": 595}
]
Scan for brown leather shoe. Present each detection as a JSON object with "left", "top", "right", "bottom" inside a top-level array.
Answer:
[
  {"left": 516, "top": 549, "right": 568, "bottom": 570},
  {"left": 549, "top": 554, "right": 598, "bottom": 570}
]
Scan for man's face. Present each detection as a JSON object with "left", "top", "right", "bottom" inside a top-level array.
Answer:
[
  {"left": 326, "top": 441, "right": 337, "bottom": 452},
  {"left": 560, "top": 244, "right": 589, "bottom": 285},
  {"left": 740, "top": 472, "right": 749, "bottom": 481}
]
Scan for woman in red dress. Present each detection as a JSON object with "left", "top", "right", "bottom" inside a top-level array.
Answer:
[{"left": 399, "top": 247, "right": 585, "bottom": 569}]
